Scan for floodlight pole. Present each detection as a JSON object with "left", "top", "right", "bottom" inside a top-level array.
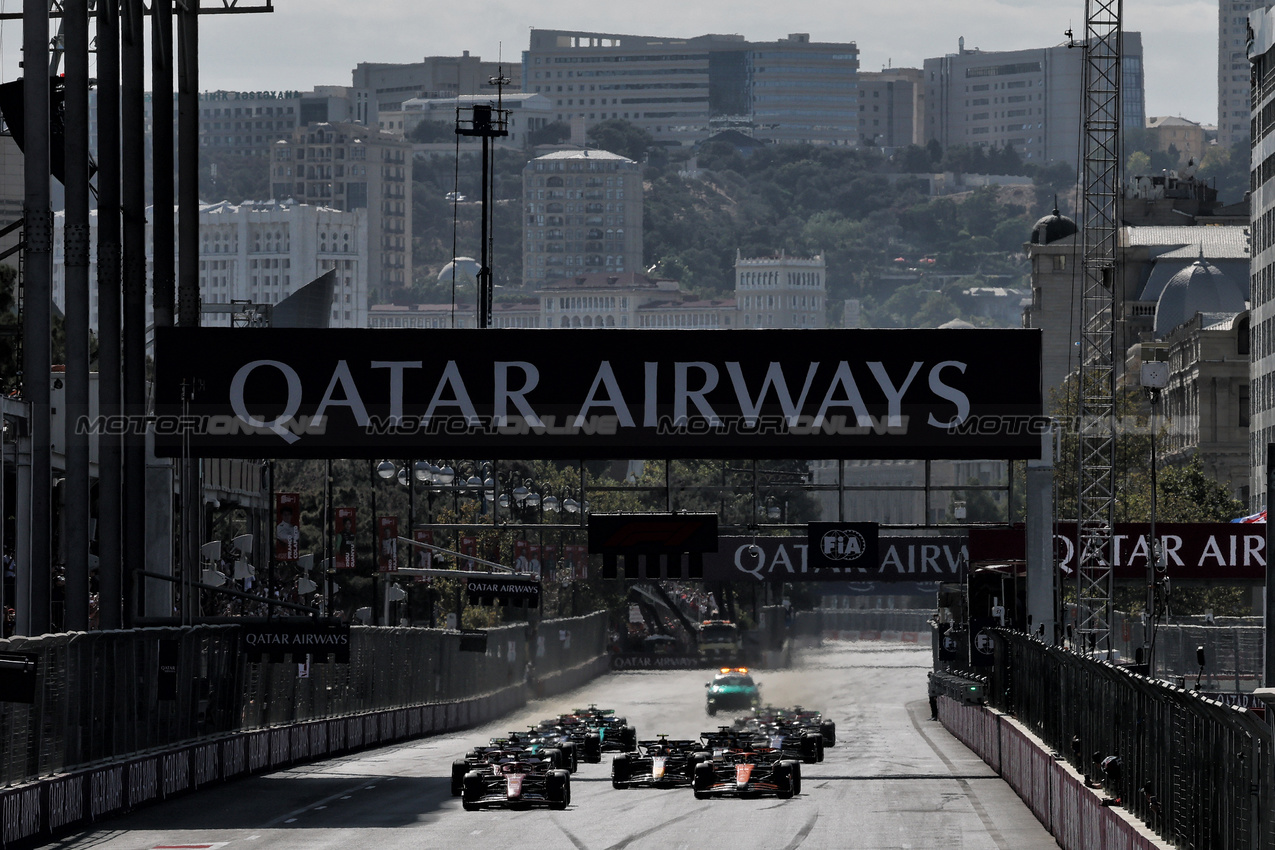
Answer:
[{"left": 455, "top": 72, "right": 509, "bottom": 329}]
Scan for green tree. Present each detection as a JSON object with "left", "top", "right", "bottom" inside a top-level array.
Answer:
[
  {"left": 527, "top": 120, "right": 571, "bottom": 147},
  {"left": 586, "top": 118, "right": 655, "bottom": 162},
  {"left": 406, "top": 120, "right": 455, "bottom": 144}
]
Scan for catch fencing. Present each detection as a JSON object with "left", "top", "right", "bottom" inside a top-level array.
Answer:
[
  {"left": 792, "top": 608, "right": 933, "bottom": 641},
  {"left": 0, "top": 612, "right": 608, "bottom": 791},
  {"left": 965, "top": 632, "right": 1275, "bottom": 850}
]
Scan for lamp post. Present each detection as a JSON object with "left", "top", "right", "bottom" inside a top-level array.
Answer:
[
  {"left": 1140, "top": 361, "right": 1168, "bottom": 673},
  {"left": 372, "top": 459, "right": 396, "bottom": 626}
]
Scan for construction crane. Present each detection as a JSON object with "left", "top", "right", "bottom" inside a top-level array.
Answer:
[{"left": 1073, "top": 0, "right": 1122, "bottom": 654}]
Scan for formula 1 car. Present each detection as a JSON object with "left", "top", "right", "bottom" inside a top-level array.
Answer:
[
  {"left": 784, "top": 706, "right": 836, "bottom": 747},
  {"left": 451, "top": 737, "right": 571, "bottom": 795},
  {"left": 461, "top": 757, "right": 571, "bottom": 811},
  {"left": 743, "top": 710, "right": 825, "bottom": 764},
  {"left": 548, "top": 706, "right": 636, "bottom": 762},
  {"left": 692, "top": 749, "right": 801, "bottom": 800},
  {"left": 611, "top": 737, "right": 712, "bottom": 789}
]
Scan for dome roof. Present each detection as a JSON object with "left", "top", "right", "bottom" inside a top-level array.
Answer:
[
  {"left": 438, "top": 257, "right": 479, "bottom": 284},
  {"left": 1030, "top": 207, "right": 1078, "bottom": 245},
  {"left": 1153, "top": 255, "right": 1247, "bottom": 337}
]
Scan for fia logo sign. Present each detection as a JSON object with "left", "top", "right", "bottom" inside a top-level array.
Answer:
[
  {"left": 821, "top": 529, "right": 868, "bottom": 563},
  {"left": 807, "top": 522, "right": 879, "bottom": 570}
]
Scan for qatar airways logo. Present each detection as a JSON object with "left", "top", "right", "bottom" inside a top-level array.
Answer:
[{"left": 224, "top": 357, "right": 975, "bottom": 445}]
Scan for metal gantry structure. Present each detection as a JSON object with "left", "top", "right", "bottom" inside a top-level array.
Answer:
[
  {"left": 1075, "top": 0, "right": 1123, "bottom": 653},
  {"left": 8, "top": 0, "right": 269, "bottom": 634}
]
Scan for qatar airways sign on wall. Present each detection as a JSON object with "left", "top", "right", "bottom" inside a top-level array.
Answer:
[{"left": 152, "top": 328, "right": 1042, "bottom": 459}]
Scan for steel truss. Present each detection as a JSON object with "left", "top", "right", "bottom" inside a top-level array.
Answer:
[{"left": 1075, "top": 0, "right": 1122, "bottom": 653}]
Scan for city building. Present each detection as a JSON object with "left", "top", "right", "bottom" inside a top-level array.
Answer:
[
  {"left": 1145, "top": 115, "right": 1208, "bottom": 165},
  {"left": 1025, "top": 166, "right": 1249, "bottom": 394},
  {"left": 523, "top": 29, "right": 860, "bottom": 147},
  {"left": 379, "top": 93, "right": 555, "bottom": 146},
  {"left": 1248, "top": 7, "right": 1275, "bottom": 510},
  {"left": 1221, "top": 0, "right": 1267, "bottom": 150},
  {"left": 522, "top": 149, "right": 644, "bottom": 287},
  {"left": 50, "top": 200, "right": 368, "bottom": 331},
  {"left": 1159, "top": 306, "right": 1250, "bottom": 504},
  {"left": 923, "top": 33, "right": 1145, "bottom": 165},
  {"left": 856, "top": 68, "right": 924, "bottom": 148},
  {"left": 196, "top": 88, "right": 353, "bottom": 159},
  {"left": 352, "top": 52, "right": 521, "bottom": 130},
  {"left": 734, "top": 250, "right": 826, "bottom": 329},
  {"left": 271, "top": 122, "right": 411, "bottom": 301},
  {"left": 372, "top": 253, "right": 828, "bottom": 331}
]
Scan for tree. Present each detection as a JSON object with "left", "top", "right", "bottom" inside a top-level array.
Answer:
[
  {"left": 586, "top": 119, "right": 654, "bottom": 162},
  {"left": 527, "top": 121, "right": 571, "bottom": 147},
  {"left": 406, "top": 120, "right": 455, "bottom": 144}
]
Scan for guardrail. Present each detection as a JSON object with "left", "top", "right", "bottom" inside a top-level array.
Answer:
[
  {"left": 0, "top": 612, "right": 608, "bottom": 790},
  {"left": 978, "top": 632, "right": 1274, "bottom": 850}
]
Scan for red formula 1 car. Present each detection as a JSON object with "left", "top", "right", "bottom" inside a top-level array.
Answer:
[
  {"left": 692, "top": 749, "right": 801, "bottom": 800},
  {"left": 461, "top": 757, "right": 571, "bottom": 811}
]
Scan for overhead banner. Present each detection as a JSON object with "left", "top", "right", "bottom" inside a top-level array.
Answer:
[
  {"left": 151, "top": 328, "right": 1043, "bottom": 459},
  {"left": 968, "top": 522, "right": 1267, "bottom": 581},
  {"left": 703, "top": 535, "right": 967, "bottom": 582}
]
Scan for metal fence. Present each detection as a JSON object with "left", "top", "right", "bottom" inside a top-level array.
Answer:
[
  {"left": 792, "top": 608, "right": 934, "bottom": 638},
  {"left": 0, "top": 612, "right": 608, "bottom": 789},
  {"left": 1105, "top": 610, "right": 1264, "bottom": 692},
  {"left": 989, "top": 632, "right": 1274, "bottom": 850}
]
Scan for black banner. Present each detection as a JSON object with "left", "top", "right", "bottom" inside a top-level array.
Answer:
[
  {"left": 466, "top": 577, "right": 542, "bottom": 608},
  {"left": 703, "top": 535, "right": 966, "bottom": 582},
  {"left": 152, "top": 328, "right": 1043, "bottom": 459},
  {"left": 239, "top": 622, "right": 351, "bottom": 663},
  {"left": 807, "top": 523, "right": 879, "bottom": 570}
]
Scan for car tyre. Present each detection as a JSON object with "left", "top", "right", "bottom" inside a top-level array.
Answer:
[
  {"left": 820, "top": 720, "right": 836, "bottom": 747},
  {"left": 775, "top": 763, "right": 795, "bottom": 799},
  {"left": 548, "top": 769, "right": 570, "bottom": 810},
  {"left": 693, "top": 762, "right": 715, "bottom": 799},
  {"left": 785, "top": 760, "right": 802, "bottom": 795},
  {"left": 621, "top": 725, "right": 637, "bottom": 749},
  {"left": 611, "top": 754, "right": 630, "bottom": 789},
  {"left": 461, "top": 772, "right": 484, "bottom": 811},
  {"left": 560, "top": 741, "right": 578, "bottom": 772},
  {"left": 584, "top": 733, "right": 602, "bottom": 763},
  {"left": 451, "top": 759, "right": 470, "bottom": 797},
  {"left": 801, "top": 736, "right": 819, "bottom": 764}
]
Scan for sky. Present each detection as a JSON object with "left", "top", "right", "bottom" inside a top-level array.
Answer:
[{"left": 0, "top": 0, "right": 1222, "bottom": 125}]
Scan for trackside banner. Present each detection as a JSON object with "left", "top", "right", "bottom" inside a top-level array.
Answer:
[{"left": 150, "top": 328, "right": 1043, "bottom": 459}]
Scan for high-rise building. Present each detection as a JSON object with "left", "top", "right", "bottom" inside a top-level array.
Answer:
[
  {"left": 352, "top": 52, "right": 521, "bottom": 129},
  {"left": 50, "top": 200, "right": 368, "bottom": 331},
  {"left": 523, "top": 29, "right": 860, "bottom": 147},
  {"left": 923, "top": 34, "right": 1145, "bottom": 165},
  {"left": 1220, "top": 0, "right": 1267, "bottom": 150},
  {"left": 521, "top": 149, "right": 643, "bottom": 287},
  {"left": 1248, "top": 7, "right": 1275, "bottom": 509},
  {"left": 856, "top": 68, "right": 925, "bottom": 148},
  {"left": 271, "top": 122, "right": 411, "bottom": 301}
]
